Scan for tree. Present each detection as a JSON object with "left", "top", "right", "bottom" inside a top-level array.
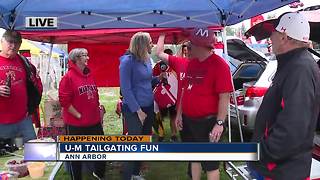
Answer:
[
  {"left": 267, "top": 13, "right": 276, "bottom": 20},
  {"left": 225, "top": 26, "right": 235, "bottom": 36}
]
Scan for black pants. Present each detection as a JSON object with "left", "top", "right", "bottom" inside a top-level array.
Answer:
[
  {"left": 121, "top": 104, "right": 154, "bottom": 180},
  {"left": 65, "top": 123, "right": 106, "bottom": 180}
]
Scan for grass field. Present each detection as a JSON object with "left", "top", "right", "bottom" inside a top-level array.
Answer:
[{"left": 1, "top": 87, "right": 239, "bottom": 180}]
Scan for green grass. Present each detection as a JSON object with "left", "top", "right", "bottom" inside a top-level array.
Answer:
[
  {"left": 1, "top": 87, "right": 237, "bottom": 180},
  {"left": 55, "top": 87, "right": 233, "bottom": 180}
]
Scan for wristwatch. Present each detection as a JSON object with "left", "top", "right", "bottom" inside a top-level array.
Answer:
[{"left": 216, "top": 119, "right": 225, "bottom": 126}]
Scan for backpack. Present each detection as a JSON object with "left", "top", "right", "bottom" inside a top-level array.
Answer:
[
  {"left": 153, "top": 82, "right": 176, "bottom": 109},
  {"left": 19, "top": 55, "right": 43, "bottom": 114}
]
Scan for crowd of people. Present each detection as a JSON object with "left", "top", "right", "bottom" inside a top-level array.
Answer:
[{"left": 0, "top": 10, "right": 319, "bottom": 180}]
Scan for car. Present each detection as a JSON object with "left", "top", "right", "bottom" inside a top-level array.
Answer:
[
  {"left": 229, "top": 39, "right": 320, "bottom": 133},
  {"left": 219, "top": 37, "right": 268, "bottom": 74},
  {"left": 226, "top": 38, "right": 274, "bottom": 132}
]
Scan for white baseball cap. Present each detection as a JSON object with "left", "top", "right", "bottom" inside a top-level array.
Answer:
[
  {"left": 275, "top": 12, "right": 310, "bottom": 42},
  {"left": 245, "top": 12, "right": 310, "bottom": 43}
]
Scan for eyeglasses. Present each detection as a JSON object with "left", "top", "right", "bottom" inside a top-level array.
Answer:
[{"left": 78, "top": 54, "right": 89, "bottom": 57}]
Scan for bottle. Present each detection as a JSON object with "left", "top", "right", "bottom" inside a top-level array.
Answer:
[
  {"left": 5, "top": 74, "right": 11, "bottom": 97},
  {"left": 5, "top": 74, "right": 11, "bottom": 88}
]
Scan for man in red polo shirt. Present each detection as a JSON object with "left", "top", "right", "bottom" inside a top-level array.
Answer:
[{"left": 156, "top": 27, "right": 233, "bottom": 180}]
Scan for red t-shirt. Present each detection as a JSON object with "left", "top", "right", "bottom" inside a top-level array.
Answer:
[
  {"left": 169, "top": 54, "right": 233, "bottom": 118},
  {"left": 0, "top": 55, "right": 28, "bottom": 124}
]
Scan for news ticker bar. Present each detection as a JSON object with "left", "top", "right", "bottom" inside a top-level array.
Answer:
[
  {"left": 24, "top": 142, "right": 259, "bottom": 161},
  {"left": 58, "top": 135, "right": 152, "bottom": 142}
]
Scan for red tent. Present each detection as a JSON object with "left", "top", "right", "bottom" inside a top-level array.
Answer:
[{"left": 20, "top": 27, "right": 223, "bottom": 87}]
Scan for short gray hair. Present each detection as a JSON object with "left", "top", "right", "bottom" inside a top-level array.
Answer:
[
  {"left": 2, "top": 29, "right": 22, "bottom": 44},
  {"left": 68, "top": 48, "right": 88, "bottom": 63}
]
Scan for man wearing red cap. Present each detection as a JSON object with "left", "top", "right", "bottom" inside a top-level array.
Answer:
[{"left": 156, "top": 27, "right": 233, "bottom": 180}]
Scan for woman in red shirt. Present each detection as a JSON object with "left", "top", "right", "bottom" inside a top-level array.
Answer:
[{"left": 59, "top": 48, "right": 106, "bottom": 180}]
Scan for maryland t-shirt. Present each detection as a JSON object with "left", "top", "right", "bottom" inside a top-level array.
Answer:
[{"left": 0, "top": 55, "right": 28, "bottom": 124}]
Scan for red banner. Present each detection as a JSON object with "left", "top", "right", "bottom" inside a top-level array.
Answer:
[{"left": 68, "top": 42, "right": 128, "bottom": 87}]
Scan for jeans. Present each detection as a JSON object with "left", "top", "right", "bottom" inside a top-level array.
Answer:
[
  {"left": 121, "top": 104, "right": 154, "bottom": 180},
  {"left": 0, "top": 115, "right": 36, "bottom": 143}
]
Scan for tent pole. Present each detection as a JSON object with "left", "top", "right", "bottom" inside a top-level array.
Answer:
[
  {"left": 45, "top": 43, "right": 54, "bottom": 95},
  {"left": 223, "top": 25, "right": 247, "bottom": 180},
  {"left": 222, "top": 27, "right": 244, "bottom": 143},
  {"left": 222, "top": 27, "right": 232, "bottom": 143}
]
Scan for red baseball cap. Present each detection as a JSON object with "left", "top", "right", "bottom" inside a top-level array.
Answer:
[{"left": 189, "top": 27, "right": 216, "bottom": 48}]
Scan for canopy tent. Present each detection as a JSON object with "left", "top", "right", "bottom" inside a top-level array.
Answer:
[
  {"left": 19, "top": 27, "right": 222, "bottom": 44},
  {"left": 19, "top": 40, "right": 63, "bottom": 58},
  {"left": 0, "top": 0, "right": 298, "bottom": 85},
  {"left": 0, "top": 0, "right": 298, "bottom": 143},
  {"left": 29, "top": 41, "right": 65, "bottom": 57},
  {"left": 0, "top": 0, "right": 297, "bottom": 30}
]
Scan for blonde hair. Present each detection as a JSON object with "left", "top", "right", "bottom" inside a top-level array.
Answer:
[
  {"left": 129, "top": 32, "right": 151, "bottom": 61},
  {"left": 69, "top": 48, "right": 88, "bottom": 63}
]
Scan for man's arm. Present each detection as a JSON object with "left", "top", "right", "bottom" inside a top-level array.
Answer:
[
  {"left": 210, "top": 93, "right": 229, "bottom": 142},
  {"left": 156, "top": 34, "right": 169, "bottom": 63},
  {"left": 210, "top": 59, "right": 233, "bottom": 142},
  {"left": 59, "top": 76, "right": 81, "bottom": 119},
  {"left": 217, "top": 93, "right": 230, "bottom": 121}
]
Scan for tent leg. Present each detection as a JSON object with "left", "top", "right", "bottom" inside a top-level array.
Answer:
[
  {"left": 45, "top": 43, "right": 54, "bottom": 94},
  {"left": 222, "top": 26, "right": 250, "bottom": 180},
  {"left": 221, "top": 27, "right": 244, "bottom": 143}
]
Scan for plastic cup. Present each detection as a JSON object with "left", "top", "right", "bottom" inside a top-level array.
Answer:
[
  {"left": 14, "top": 137, "right": 23, "bottom": 148},
  {"left": 27, "top": 162, "right": 46, "bottom": 179}
]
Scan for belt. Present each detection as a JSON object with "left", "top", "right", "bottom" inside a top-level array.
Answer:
[{"left": 183, "top": 114, "right": 217, "bottom": 120}]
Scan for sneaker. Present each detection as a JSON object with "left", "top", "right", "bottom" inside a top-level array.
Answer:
[
  {"left": 158, "top": 136, "right": 164, "bottom": 142},
  {"left": 131, "top": 175, "right": 145, "bottom": 180},
  {"left": 170, "top": 135, "right": 178, "bottom": 142}
]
